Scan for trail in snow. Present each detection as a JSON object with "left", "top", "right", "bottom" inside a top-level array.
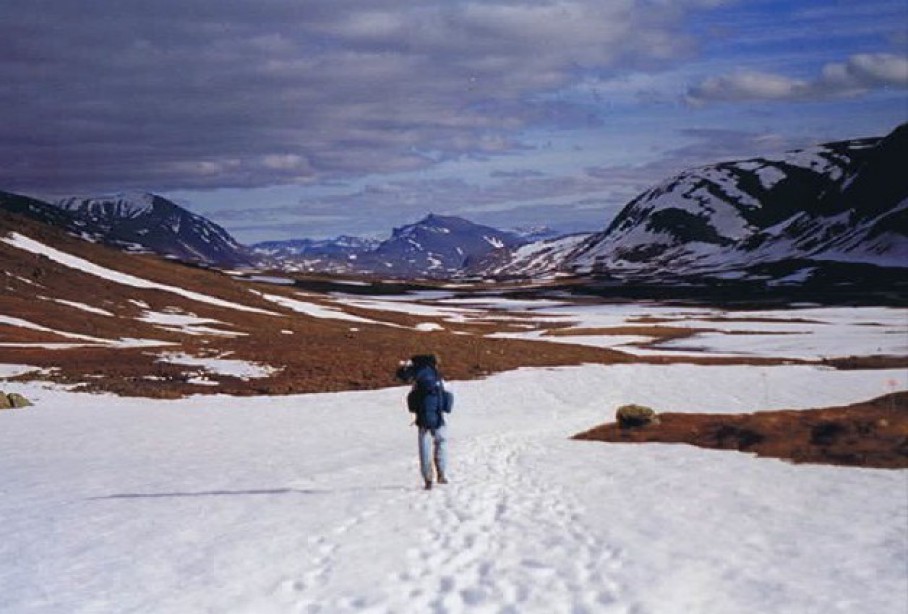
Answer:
[
  {"left": 260, "top": 432, "right": 626, "bottom": 614},
  {"left": 396, "top": 436, "right": 624, "bottom": 613}
]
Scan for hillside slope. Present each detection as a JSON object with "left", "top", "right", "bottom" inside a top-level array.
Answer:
[{"left": 562, "top": 124, "right": 907, "bottom": 284}]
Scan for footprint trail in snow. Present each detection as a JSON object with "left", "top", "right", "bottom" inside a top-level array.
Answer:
[
  {"left": 394, "top": 435, "right": 626, "bottom": 613},
  {"left": 287, "top": 433, "right": 627, "bottom": 613}
]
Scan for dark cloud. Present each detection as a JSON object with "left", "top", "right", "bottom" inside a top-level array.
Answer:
[{"left": 0, "top": 0, "right": 726, "bottom": 194}]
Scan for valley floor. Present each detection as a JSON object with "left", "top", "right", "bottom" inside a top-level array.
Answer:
[{"left": 1, "top": 360, "right": 906, "bottom": 613}]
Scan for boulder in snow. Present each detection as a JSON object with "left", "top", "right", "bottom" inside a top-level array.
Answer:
[
  {"left": 616, "top": 404, "right": 659, "bottom": 428},
  {"left": 1, "top": 392, "right": 33, "bottom": 409}
]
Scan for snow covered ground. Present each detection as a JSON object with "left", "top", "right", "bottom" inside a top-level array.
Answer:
[{"left": 2, "top": 360, "right": 906, "bottom": 613}]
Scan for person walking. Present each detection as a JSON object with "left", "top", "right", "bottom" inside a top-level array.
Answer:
[{"left": 396, "top": 354, "right": 453, "bottom": 490}]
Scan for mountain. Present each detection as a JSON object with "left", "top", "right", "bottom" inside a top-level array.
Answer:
[
  {"left": 252, "top": 215, "right": 528, "bottom": 278},
  {"left": 360, "top": 214, "right": 525, "bottom": 278},
  {"left": 1, "top": 190, "right": 528, "bottom": 279},
  {"left": 0, "top": 190, "right": 252, "bottom": 267},
  {"left": 470, "top": 232, "right": 593, "bottom": 279},
  {"left": 509, "top": 225, "right": 562, "bottom": 242},
  {"left": 559, "top": 124, "right": 908, "bottom": 286},
  {"left": 251, "top": 235, "right": 381, "bottom": 273},
  {"left": 6, "top": 125, "right": 903, "bottom": 288},
  {"left": 252, "top": 236, "right": 380, "bottom": 258},
  {"left": 0, "top": 191, "right": 91, "bottom": 236},
  {"left": 52, "top": 193, "right": 252, "bottom": 267}
]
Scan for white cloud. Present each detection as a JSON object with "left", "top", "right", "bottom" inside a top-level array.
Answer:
[
  {"left": 688, "top": 53, "right": 908, "bottom": 104},
  {"left": 822, "top": 53, "right": 908, "bottom": 89},
  {"left": 688, "top": 72, "right": 809, "bottom": 103}
]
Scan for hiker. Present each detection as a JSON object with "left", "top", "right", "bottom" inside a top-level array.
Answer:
[{"left": 396, "top": 354, "right": 453, "bottom": 490}]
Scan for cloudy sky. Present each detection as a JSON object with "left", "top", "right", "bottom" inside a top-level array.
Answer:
[{"left": 2, "top": 1, "right": 906, "bottom": 242}]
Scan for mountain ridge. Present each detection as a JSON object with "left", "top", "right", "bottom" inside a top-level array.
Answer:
[
  {"left": 52, "top": 193, "right": 252, "bottom": 267},
  {"left": 2, "top": 125, "right": 905, "bottom": 287},
  {"left": 486, "top": 124, "right": 907, "bottom": 285},
  {"left": 0, "top": 191, "right": 252, "bottom": 267},
  {"left": 250, "top": 214, "right": 528, "bottom": 278}
]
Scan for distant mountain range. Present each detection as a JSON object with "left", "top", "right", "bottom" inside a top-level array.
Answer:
[
  {"left": 1, "top": 123, "right": 905, "bottom": 290},
  {"left": 251, "top": 235, "right": 381, "bottom": 273},
  {"left": 253, "top": 236, "right": 381, "bottom": 259},
  {"left": 252, "top": 214, "right": 526, "bottom": 278}
]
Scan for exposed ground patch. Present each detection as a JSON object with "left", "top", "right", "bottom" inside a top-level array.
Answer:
[
  {"left": 542, "top": 325, "right": 701, "bottom": 341},
  {"left": 573, "top": 392, "right": 908, "bottom": 469}
]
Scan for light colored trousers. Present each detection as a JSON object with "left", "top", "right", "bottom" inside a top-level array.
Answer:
[{"left": 418, "top": 426, "right": 447, "bottom": 481}]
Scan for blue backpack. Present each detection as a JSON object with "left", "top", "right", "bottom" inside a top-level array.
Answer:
[{"left": 407, "top": 365, "right": 453, "bottom": 429}]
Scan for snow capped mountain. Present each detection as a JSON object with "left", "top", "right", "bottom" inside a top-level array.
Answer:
[
  {"left": 282, "top": 214, "right": 525, "bottom": 278},
  {"left": 562, "top": 124, "right": 907, "bottom": 284},
  {"left": 251, "top": 214, "right": 528, "bottom": 278},
  {"left": 4, "top": 125, "right": 904, "bottom": 289},
  {"left": 251, "top": 235, "right": 381, "bottom": 272},
  {"left": 252, "top": 236, "right": 380, "bottom": 258},
  {"left": 363, "top": 214, "right": 525, "bottom": 277},
  {"left": 50, "top": 193, "right": 252, "bottom": 267}
]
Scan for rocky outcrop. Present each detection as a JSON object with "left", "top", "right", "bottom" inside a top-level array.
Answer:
[
  {"left": 0, "top": 391, "right": 33, "bottom": 409},
  {"left": 615, "top": 404, "right": 660, "bottom": 428}
]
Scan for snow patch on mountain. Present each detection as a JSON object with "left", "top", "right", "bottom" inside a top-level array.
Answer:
[
  {"left": 477, "top": 232, "right": 593, "bottom": 278},
  {"left": 56, "top": 192, "right": 158, "bottom": 219}
]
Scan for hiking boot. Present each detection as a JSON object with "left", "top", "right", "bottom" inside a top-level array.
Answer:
[
  {"left": 424, "top": 479, "right": 433, "bottom": 490},
  {"left": 437, "top": 473, "right": 449, "bottom": 485}
]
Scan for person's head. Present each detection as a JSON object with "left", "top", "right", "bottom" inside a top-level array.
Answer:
[
  {"left": 411, "top": 354, "right": 438, "bottom": 369},
  {"left": 395, "top": 353, "right": 440, "bottom": 382}
]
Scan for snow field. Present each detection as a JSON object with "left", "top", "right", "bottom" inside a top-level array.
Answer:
[{"left": 1, "top": 363, "right": 906, "bottom": 613}]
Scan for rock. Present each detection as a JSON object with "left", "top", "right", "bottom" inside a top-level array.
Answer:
[
  {"left": 5, "top": 393, "right": 32, "bottom": 408},
  {"left": 0, "top": 392, "right": 11, "bottom": 410},
  {"left": 616, "top": 404, "right": 660, "bottom": 428}
]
